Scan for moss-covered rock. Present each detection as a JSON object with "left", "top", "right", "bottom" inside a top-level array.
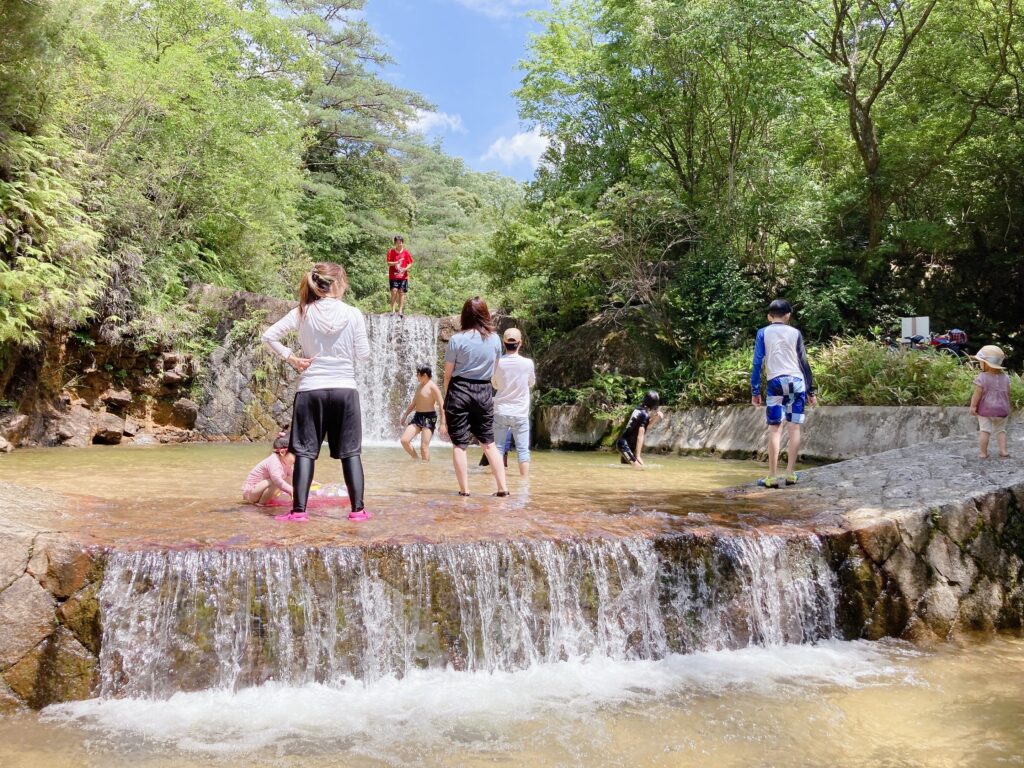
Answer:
[
  {"left": 2, "top": 627, "right": 97, "bottom": 707},
  {"left": 537, "top": 307, "right": 676, "bottom": 390}
]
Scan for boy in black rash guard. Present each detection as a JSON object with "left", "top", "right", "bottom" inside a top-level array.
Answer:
[{"left": 616, "top": 391, "right": 662, "bottom": 467}]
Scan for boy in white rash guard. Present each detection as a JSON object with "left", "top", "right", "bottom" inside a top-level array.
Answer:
[
  {"left": 750, "top": 298, "right": 817, "bottom": 488},
  {"left": 262, "top": 262, "right": 371, "bottom": 522},
  {"left": 492, "top": 327, "right": 536, "bottom": 478}
]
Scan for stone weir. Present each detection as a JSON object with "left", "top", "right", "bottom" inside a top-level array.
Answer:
[{"left": 0, "top": 432, "right": 1022, "bottom": 711}]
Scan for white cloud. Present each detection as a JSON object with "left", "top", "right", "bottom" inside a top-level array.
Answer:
[
  {"left": 408, "top": 108, "right": 466, "bottom": 135},
  {"left": 481, "top": 127, "right": 549, "bottom": 168},
  {"left": 452, "top": 0, "right": 547, "bottom": 18}
]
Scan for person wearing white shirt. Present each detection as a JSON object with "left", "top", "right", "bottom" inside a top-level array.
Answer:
[
  {"left": 492, "top": 327, "right": 536, "bottom": 478},
  {"left": 261, "top": 262, "right": 371, "bottom": 522}
]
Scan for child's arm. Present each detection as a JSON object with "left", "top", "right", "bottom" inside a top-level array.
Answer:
[
  {"left": 797, "top": 332, "right": 817, "bottom": 405},
  {"left": 492, "top": 359, "right": 504, "bottom": 391},
  {"left": 635, "top": 426, "right": 647, "bottom": 465},
  {"left": 400, "top": 397, "right": 415, "bottom": 424},
  {"left": 969, "top": 384, "right": 983, "bottom": 415},
  {"left": 750, "top": 328, "right": 765, "bottom": 405},
  {"left": 269, "top": 459, "right": 294, "bottom": 496},
  {"left": 441, "top": 362, "right": 455, "bottom": 437},
  {"left": 432, "top": 382, "right": 446, "bottom": 428}
]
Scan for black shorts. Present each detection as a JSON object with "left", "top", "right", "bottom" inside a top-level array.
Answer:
[
  {"left": 444, "top": 378, "right": 494, "bottom": 448},
  {"left": 616, "top": 438, "right": 638, "bottom": 464},
  {"left": 411, "top": 411, "right": 437, "bottom": 431},
  {"left": 389, "top": 278, "right": 409, "bottom": 292},
  {"left": 289, "top": 388, "right": 362, "bottom": 460}
]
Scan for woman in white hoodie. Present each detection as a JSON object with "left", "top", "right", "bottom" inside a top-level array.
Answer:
[{"left": 261, "top": 263, "right": 371, "bottom": 522}]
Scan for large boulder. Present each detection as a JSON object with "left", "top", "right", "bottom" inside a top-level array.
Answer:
[
  {"left": 92, "top": 411, "right": 125, "bottom": 445},
  {"left": 100, "top": 388, "right": 133, "bottom": 411},
  {"left": 52, "top": 401, "right": 95, "bottom": 447},
  {"left": 0, "top": 525, "right": 33, "bottom": 591},
  {"left": 57, "top": 582, "right": 102, "bottom": 654},
  {"left": 0, "top": 575, "right": 56, "bottom": 668},
  {"left": 2, "top": 627, "right": 97, "bottom": 707},
  {"left": 536, "top": 307, "right": 676, "bottom": 390},
  {"left": 172, "top": 398, "right": 200, "bottom": 429},
  {"left": 27, "top": 534, "right": 97, "bottom": 599}
]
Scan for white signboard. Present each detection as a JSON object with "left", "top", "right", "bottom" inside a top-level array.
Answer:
[{"left": 900, "top": 316, "right": 929, "bottom": 340}]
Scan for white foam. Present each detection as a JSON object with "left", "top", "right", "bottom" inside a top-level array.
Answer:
[{"left": 43, "top": 641, "right": 918, "bottom": 756}]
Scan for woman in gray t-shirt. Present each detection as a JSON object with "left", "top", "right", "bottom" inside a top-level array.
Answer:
[{"left": 442, "top": 297, "right": 509, "bottom": 496}]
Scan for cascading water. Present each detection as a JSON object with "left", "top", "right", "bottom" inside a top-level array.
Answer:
[
  {"left": 357, "top": 314, "right": 440, "bottom": 442},
  {"left": 97, "top": 535, "right": 838, "bottom": 699}
]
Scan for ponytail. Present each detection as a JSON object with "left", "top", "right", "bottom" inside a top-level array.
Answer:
[{"left": 297, "top": 262, "right": 348, "bottom": 317}]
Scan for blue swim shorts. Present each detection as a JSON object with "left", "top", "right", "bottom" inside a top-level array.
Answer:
[{"left": 765, "top": 375, "right": 806, "bottom": 425}]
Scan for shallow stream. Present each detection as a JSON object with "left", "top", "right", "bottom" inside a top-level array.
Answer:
[
  {"left": 0, "top": 635, "right": 1020, "bottom": 767},
  {"left": 2, "top": 445, "right": 1021, "bottom": 766}
]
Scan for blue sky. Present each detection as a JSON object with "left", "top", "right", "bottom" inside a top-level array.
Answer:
[{"left": 361, "top": 0, "right": 549, "bottom": 181}]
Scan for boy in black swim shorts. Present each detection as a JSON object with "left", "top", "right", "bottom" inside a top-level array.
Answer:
[
  {"left": 387, "top": 235, "right": 413, "bottom": 317},
  {"left": 399, "top": 364, "right": 444, "bottom": 462},
  {"left": 616, "top": 391, "right": 662, "bottom": 468}
]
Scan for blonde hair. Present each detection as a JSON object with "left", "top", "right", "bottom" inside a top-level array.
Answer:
[{"left": 298, "top": 262, "right": 348, "bottom": 317}]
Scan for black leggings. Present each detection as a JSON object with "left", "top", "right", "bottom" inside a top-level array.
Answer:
[{"left": 292, "top": 455, "right": 365, "bottom": 513}]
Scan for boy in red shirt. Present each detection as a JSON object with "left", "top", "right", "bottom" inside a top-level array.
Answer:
[{"left": 387, "top": 235, "right": 413, "bottom": 317}]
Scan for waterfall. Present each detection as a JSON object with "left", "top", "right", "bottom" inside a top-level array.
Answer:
[
  {"left": 357, "top": 314, "right": 440, "bottom": 443},
  {"left": 97, "top": 535, "right": 838, "bottom": 699}
]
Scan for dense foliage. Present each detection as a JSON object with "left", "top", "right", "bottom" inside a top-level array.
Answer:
[
  {"left": 494, "top": 0, "right": 1024, "bottom": 369},
  {"left": 4, "top": 0, "right": 1023, "bottom": 411},
  {"left": 542, "top": 339, "right": 1024, "bottom": 417},
  {"left": 0, "top": 0, "right": 518, "bottom": 349}
]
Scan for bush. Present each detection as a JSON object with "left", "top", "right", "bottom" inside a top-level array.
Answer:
[
  {"left": 810, "top": 337, "right": 973, "bottom": 406},
  {"left": 535, "top": 373, "right": 649, "bottom": 421},
  {"left": 671, "top": 349, "right": 753, "bottom": 407},
  {"left": 538, "top": 337, "right": 1024, "bottom": 410}
]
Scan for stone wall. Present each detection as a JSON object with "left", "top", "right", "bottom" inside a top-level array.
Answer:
[
  {"left": 535, "top": 404, "right": 1005, "bottom": 461},
  {"left": 0, "top": 485, "right": 103, "bottom": 712},
  {"left": 191, "top": 287, "right": 297, "bottom": 441},
  {"left": 789, "top": 432, "right": 1024, "bottom": 641}
]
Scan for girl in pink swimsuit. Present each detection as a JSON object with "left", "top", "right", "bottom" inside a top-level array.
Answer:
[{"left": 242, "top": 433, "right": 295, "bottom": 505}]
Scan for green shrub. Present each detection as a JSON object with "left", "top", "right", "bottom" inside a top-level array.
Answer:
[
  {"left": 537, "top": 337, "right": 1024, "bottom": 410},
  {"left": 535, "top": 373, "right": 649, "bottom": 420},
  {"left": 671, "top": 348, "right": 753, "bottom": 407},
  {"left": 810, "top": 337, "right": 975, "bottom": 406}
]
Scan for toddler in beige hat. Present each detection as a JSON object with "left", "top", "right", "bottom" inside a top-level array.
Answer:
[{"left": 969, "top": 345, "right": 1011, "bottom": 458}]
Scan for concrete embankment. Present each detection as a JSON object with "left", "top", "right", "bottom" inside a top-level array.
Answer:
[{"left": 535, "top": 404, "right": 1015, "bottom": 461}]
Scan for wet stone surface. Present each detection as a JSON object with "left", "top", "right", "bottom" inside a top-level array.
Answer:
[{"left": 0, "top": 430, "right": 1020, "bottom": 709}]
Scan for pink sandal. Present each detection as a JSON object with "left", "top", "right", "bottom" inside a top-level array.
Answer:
[
  {"left": 274, "top": 511, "right": 308, "bottom": 522},
  {"left": 348, "top": 509, "right": 371, "bottom": 522}
]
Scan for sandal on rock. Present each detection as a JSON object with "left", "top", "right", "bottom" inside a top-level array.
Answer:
[
  {"left": 274, "top": 511, "right": 308, "bottom": 522},
  {"left": 348, "top": 509, "right": 371, "bottom": 522}
]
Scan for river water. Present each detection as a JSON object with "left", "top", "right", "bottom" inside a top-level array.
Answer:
[
  {"left": 0, "top": 634, "right": 1020, "bottom": 767},
  {"left": 1, "top": 446, "right": 1022, "bottom": 766}
]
